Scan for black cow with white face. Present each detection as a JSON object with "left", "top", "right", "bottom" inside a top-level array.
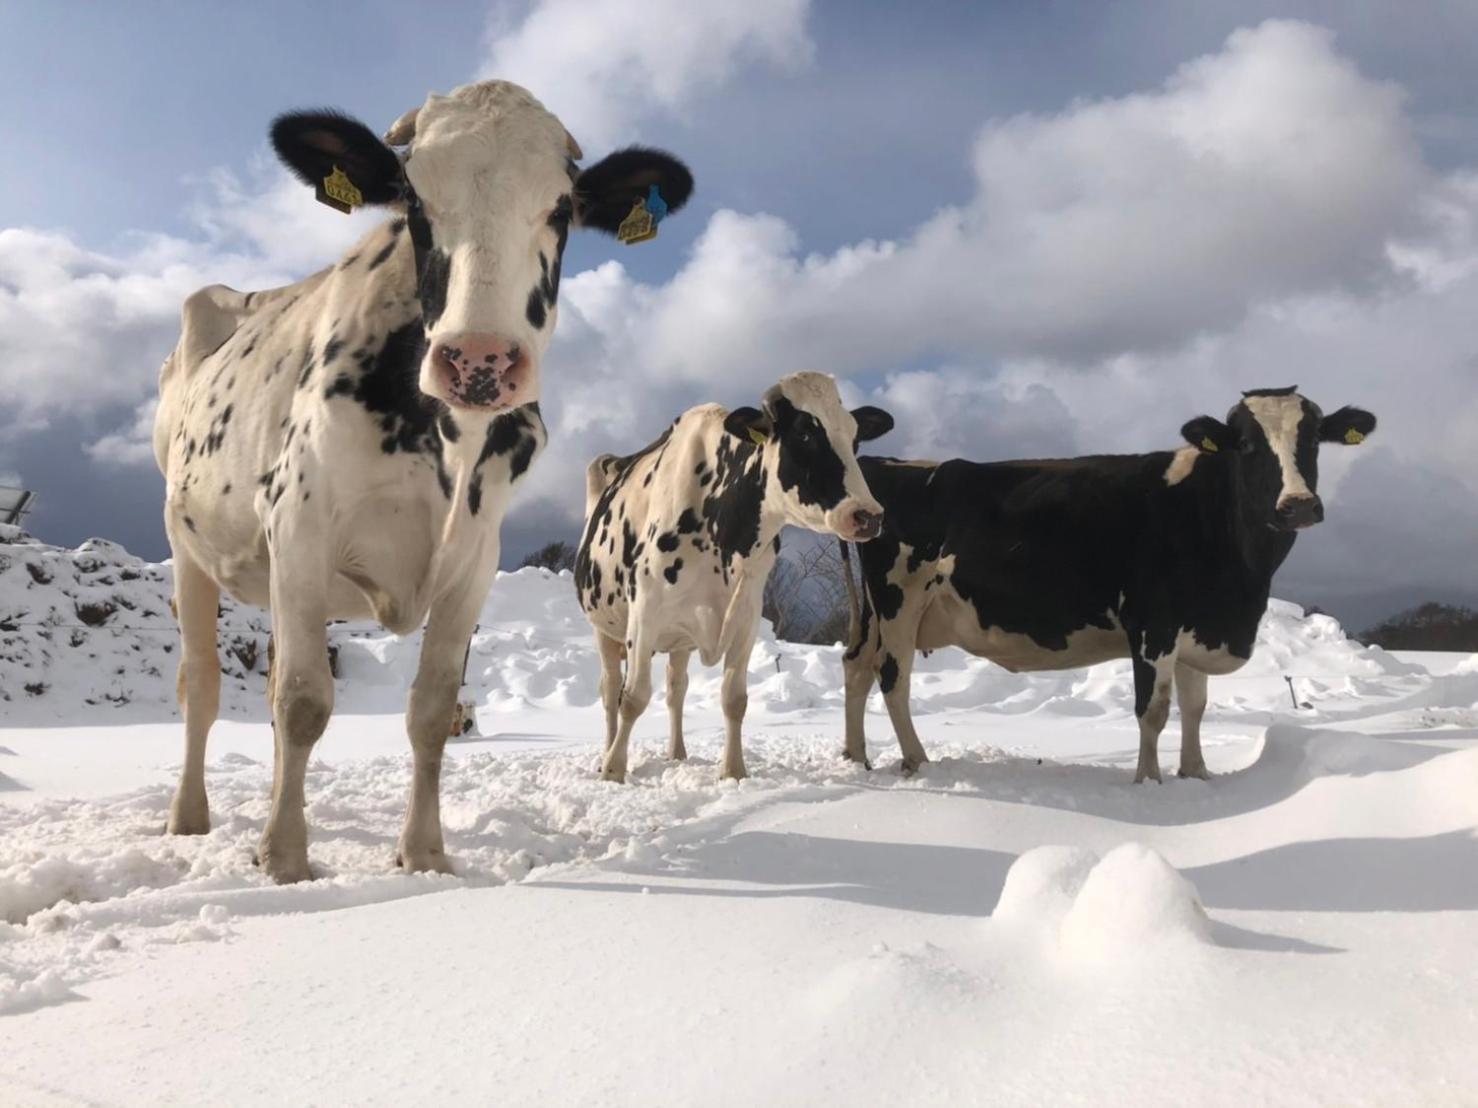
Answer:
[
  {"left": 153, "top": 80, "right": 692, "bottom": 882},
  {"left": 576, "top": 372, "right": 892, "bottom": 782},
  {"left": 842, "top": 387, "right": 1376, "bottom": 782}
]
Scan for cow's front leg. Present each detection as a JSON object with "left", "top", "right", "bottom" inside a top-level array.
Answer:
[
  {"left": 719, "top": 604, "right": 765, "bottom": 780},
  {"left": 1128, "top": 632, "right": 1175, "bottom": 784},
  {"left": 876, "top": 605, "right": 929, "bottom": 773},
  {"left": 603, "top": 631, "right": 655, "bottom": 783},
  {"left": 666, "top": 648, "right": 691, "bottom": 761},
  {"left": 841, "top": 631, "right": 875, "bottom": 769},
  {"left": 1174, "top": 662, "right": 1210, "bottom": 779},
  {"left": 400, "top": 572, "right": 496, "bottom": 874},
  {"left": 259, "top": 566, "right": 333, "bottom": 884}
]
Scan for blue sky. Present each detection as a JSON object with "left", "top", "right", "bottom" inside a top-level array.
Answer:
[{"left": 3, "top": 1, "right": 1478, "bottom": 627}]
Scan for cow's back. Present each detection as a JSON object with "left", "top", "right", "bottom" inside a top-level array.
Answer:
[{"left": 856, "top": 452, "right": 1203, "bottom": 667}]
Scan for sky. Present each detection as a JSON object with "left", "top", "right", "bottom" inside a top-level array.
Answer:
[{"left": 2, "top": 0, "right": 1478, "bottom": 630}]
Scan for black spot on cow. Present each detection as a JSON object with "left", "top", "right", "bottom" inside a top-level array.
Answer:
[
  {"left": 184, "top": 515, "right": 197, "bottom": 533},
  {"left": 365, "top": 236, "right": 399, "bottom": 272},
  {"left": 222, "top": 482, "right": 232, "bottom": 495},
  {"left": 676, "top": 508, "right": 701, "bottom": 535},
  {"left": 322, "top": 337, "right": 346, "bottom": 366},
  {"left": 770, "top": 395, "right": 848, "bottom": 511},
  {"left": 664, "top": 559, "right": 683, "bottom": 585},
  {"left": 656, "top": 532, "right": 680, "bottom": 553},
  {"left": 879, "top": 654, "right": 899, "bottom": 694},
  {"left": 525, "top": 288, "right": 547, "bottom": 330}
]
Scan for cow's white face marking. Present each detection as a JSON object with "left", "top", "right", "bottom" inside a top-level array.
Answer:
[
  {"left": 1163, "top": 445, "right": 1199, "bottom": 487},
  {"left": 1242, "top": 393, "right": 1315, "bottom": 507},
  {"left": 765, "top": 372, "right": 885, "bottom": 540},
  {"left": 403, "top": 82, "right": 576, "bottom": 408}
]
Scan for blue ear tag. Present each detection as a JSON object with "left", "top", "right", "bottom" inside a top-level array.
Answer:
[
  {"left": 644, "top": 184, "right": 668, "bottom": 225},
  {"left": 617, "top": 185, "right": 667, "bottom": 245}
]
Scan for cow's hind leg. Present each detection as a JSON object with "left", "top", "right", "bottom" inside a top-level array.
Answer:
[
  {"left": 666, "top": 648, "right": 691, "bottom": 761},
  {"left": 167, "top": 553, "right": 220, "bottom": 835},
  {"left": 1174, "top": 662, "right": 1210, "bottom": 779},
  {"left": 603, "top": 632, "right": 655, "bottom": 784},
  {"left": 1129, "top": 634, "right": 1175, "bottom": 784},
  {"left": 596, "top": 632, "right": 624, "bottom": 754},
  {"left": 259, "top": 572, "right": 333, "bottom": 884},
  {"left": 400, "top": 572, "right": 497, "bottom": 874}
]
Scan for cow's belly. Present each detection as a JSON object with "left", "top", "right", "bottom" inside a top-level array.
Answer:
[
  {"left": 583, "top": 570, "right": 732, "bottom": 660},
  {"left": 1175, "top": 633, "right": 1249, "bottom": 676},
  {"left": 917, "top": 591, "right": 1127, "bottom": 673}
]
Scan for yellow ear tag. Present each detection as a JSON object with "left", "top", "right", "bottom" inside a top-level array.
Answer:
[
  {"left": 616, "top": 199, "right": 657, "bottom": 245},
  {"left": 1200, "top": 436, "right": 1219, "bottom": 453},
  {"left": 1344, "top": 428, "right": 1365, "bottom": 445},
  {"left": 317, "top": 166, "right": 364, "bottom": 214},
  {"left": 748, "top": 427, "right": 768, "bottom": 447}
]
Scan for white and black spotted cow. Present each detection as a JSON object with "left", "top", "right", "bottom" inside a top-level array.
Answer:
[
  {"left": 152, "top": 81, "right": 691, "bottom": 882},
  {"left": 842, "top": 387, "right": 1376, "bottom": 782},
  {"left": 575, "top": 373, "right": 893, "bottom": 782}
]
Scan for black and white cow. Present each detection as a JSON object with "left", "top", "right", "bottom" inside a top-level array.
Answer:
[
  {"left": 841, "top": 387, "right": 1376, "bottom": 782},
  {"left": 153, "top": 80, "right": 691, "bottom": 882},
  {"left": 575, "top": 373, "right": 893, "bottom": 782}
]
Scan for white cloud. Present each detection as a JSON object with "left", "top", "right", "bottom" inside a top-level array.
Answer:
[
  {"left": 87, "top": 398, "right": 159, "bottom": 468},
  {"left": 481, "top": 0, "right": 814, "bottom": 150},
  {"left": 0, "top": 163, "right": 374, "bottom": 437}
]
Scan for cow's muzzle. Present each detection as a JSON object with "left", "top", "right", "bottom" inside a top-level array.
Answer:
[
  {"left": 425, "top": 333, "right": 532, "bottom": 411},
  {"left": 1274, "top": 494, "right": 1324, "bottom": 531},
  {"left": 847, "top": 507, "right": 884, "bottom": 542}
]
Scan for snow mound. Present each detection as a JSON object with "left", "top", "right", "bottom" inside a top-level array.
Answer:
[
  {"left": 1059, "top": 844, "right": 1211, "bottom": 960},
  {"left": 2, "top": 528, "right": 1429, "bottom": 730},
  {"left": 994, "top": 844, "right": 1212, "bottom": 961},
  {"left": 991, "top": 844, "right": 1100, "bottom": 933}
]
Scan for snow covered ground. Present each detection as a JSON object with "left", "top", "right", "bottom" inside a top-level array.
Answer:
[{"left": 2, "top": 527, "right": 1476, "bottom": 1105}]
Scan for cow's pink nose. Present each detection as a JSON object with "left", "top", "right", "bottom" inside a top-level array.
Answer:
[{"left": 430, "top": 334, "right": 524, "bottom": 409}]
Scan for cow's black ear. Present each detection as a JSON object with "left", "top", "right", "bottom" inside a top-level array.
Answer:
[
  {"left": 1319, "top": 406, "right": 1377, "bottom": 445},
  {"left": 724, "top": 406, "right": 773, "bottom": 445},
  {"left": 1181, "top": 415, "right": 1233, "bottom": 455},
  {"left": 851, "top": 406, "right": 894, "bottom": 443},
  {"left": 575, "top": 147, "right": 694, "bottom": 235},
  {"left": 271, "top": 110, "right": 406, "bottom": 206}
]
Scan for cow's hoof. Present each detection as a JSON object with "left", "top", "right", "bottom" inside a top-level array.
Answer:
[
  {"left": 397, "top": 849, "right": 454, "bottom": 876},
  {"left": 841, "top": 750, "right": 872, "bottom": 771},
  {"left": 1177, "top": 764, "right": 1211, "bottom": 781},
  {"left": 719, "top": 764, "right": 748, "bottom": 781},
  {"left": 256, "top": 845, "right": 313, "bottom": 885},
  {"left": 166, "top": 801, "right": 210, "bottom": 836},
  {"left": 601, "top": 767, "right": 627, "bottom": 784},
  {"left": 1133, "top": 767, "right": 1163, "bottom": 785},
  {"left": 667, "top": 746, "right": 688, "bottom": 762},
  {"left": 899, "top": 758, "right": 926, "bottom": 776}
]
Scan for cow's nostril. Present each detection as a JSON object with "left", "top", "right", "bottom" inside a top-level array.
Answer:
[{"left": 852, "top": 509, "right": 882, "bottom": 536}]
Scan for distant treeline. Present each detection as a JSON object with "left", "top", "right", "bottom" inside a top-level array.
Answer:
[{"left": 1358, "top": 603, "right": 1478, "bottom": 652}]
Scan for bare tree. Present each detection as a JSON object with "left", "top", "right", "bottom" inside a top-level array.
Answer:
[
  {"left": 763, "top": 531, "right": 854, "bottom": 644},
  {"left": 519, "top": 540, "right": 578, "bottom": 573}
]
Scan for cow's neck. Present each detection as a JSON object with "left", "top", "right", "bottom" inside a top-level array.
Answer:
[{"left": 1184, "top": 455, "right": 1298, "bottom": 591}]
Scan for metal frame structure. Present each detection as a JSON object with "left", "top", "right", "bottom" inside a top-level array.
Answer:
[{"left": 0, "top": 486, "right": 37, "bottom": 527}]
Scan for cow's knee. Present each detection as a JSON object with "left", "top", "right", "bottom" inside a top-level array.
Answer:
[
  {"left": 722, "top": 687, "right": 747, "bottom": 722},
  {"left": 274, "top": 681, "right": 332, "bottom": 748}
]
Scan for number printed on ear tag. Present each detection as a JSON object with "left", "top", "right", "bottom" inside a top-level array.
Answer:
[{"left": 317, "top": 166, "right": 363, "bottom": 214}]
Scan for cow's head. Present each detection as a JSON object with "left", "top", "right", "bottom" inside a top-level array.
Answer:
[
  {"left": 271, "top": 80, "right": 692, "bottom": 415},
  {"left": 723, "top": 372, "right": 893, "bottom": 542},
  {"left": 1182, "top": 386, "right": 1376, "bottom": 532}
]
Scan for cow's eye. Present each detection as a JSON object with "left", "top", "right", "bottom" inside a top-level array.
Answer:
[{"left": 1239, "top": 440, "right": 1257, "bottom": 455}]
